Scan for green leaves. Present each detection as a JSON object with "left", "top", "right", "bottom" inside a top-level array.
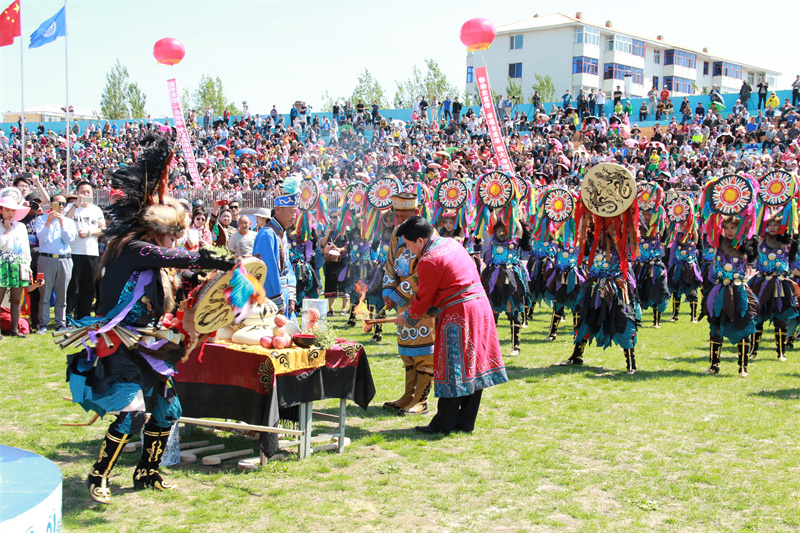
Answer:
[{"left": 99, "top": 59, "right": 148, "bottom": 119}]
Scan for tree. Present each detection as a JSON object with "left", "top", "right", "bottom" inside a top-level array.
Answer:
[
  {"left": 99, "top": 60, "right": 148, "bottom": 119},
  {"left": 394, "top": 59, "right": 459, "bottom": 108},
  {"left": 320, "top": 90, "right": 348, "bottom": 112},
  {"left": 506, "top": 80, "right": 523, "bottom": 103},
  {"left": 530, "top": 73, "right": 555, "bottom": 104},
  {"left": 350, "top": 69, "right": 389, "bottom": 109},
  {"left": 184, "top": 75, "right": 241, "bottom": 116}
]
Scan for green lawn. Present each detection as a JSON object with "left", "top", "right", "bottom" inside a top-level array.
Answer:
[{"left": 2, "top": 309, "right": 800, "bottom": 532}]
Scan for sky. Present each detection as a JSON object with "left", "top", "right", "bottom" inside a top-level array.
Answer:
[{"left": 0, "top": 0, "right": 798, "bottom": 119}]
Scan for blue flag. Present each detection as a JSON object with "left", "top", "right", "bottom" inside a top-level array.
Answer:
[{"left": 29, "top": 6, "right": 67, "bottom": 49}]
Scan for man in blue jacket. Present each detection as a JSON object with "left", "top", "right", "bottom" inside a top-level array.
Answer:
[{"left": 252, "top": 179, "right": 299, "bottom": 319}]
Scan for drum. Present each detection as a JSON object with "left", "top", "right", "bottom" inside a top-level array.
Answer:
[{"left": 192, "top": 257, "right": 268, "bottom": 334}]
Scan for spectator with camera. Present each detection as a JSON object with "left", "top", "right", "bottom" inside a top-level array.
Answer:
[
  {"left": 35, "top": 192, "right": 76, "bottom": 333},
  {"left": 65, "top": 180, "right": 105, "bottom": 320}
]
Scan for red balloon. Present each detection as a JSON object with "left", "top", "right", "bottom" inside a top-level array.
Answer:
[
  {"left": 460, "top": 18, "right": 496, "bottom": 52},
  {"left": 153, "top": 37, "right": 186, "bottom": 66}
]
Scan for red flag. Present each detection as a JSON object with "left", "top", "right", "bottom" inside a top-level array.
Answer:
[{"left": 0, "top": 0, "right": 21, "bottom": 47}]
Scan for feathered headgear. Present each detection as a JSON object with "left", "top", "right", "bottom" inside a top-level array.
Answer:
[{"left": 104, "top": 134, "right": 185, "bottom": 241}]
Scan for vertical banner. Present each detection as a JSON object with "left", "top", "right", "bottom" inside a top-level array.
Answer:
[
  {"left": 474, "top": 67, "right": 514, "bottom": 177},
  {"left": 167, "top": 78, "right": 202, "bottom": 188}
]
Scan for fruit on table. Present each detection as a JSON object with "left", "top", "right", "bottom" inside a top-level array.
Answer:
[
  {"left": 260, "top": 336, "right": 274, "bottom": 349},
  {"left": 273, "top": 314, "right": 288, "bottom": 327}
]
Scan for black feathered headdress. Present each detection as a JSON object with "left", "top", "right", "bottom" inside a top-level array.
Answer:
[{"left": 104, "top": 134, "right": 178, "bottom": 241}]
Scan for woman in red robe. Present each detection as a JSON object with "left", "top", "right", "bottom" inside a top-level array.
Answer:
[{"left": 395, "top": 216, "right": 508, "bottom": 434}]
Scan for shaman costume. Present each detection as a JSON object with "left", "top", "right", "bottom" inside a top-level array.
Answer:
[
  {"left": 64, "top": 135, "right": 235, "bottom": 504},
  {"left": 343, "top": 231, "right": 373, "bottom": 328},
  {"left": 480, "top": 225, "right": 530, "bottom": 355},
  {"left": 288, "top": 234, "right": 321, "bottom": 308},
  {"left": 403, "top": 235, "right": 508, "bottom": 434},
  {"left": 561, "top": 163, "right": 641, "bottom": 374},
  {"left": 666, "top": 238, "right": 703, "bottom": 322},
  {"left": 382, "top": 193, "right": 435, "bottom": 416},
  {"left": 748, "top": 233, "right": 799, "bottom": 361},
  {"left": 366, "top": 226, "right": 392, "bottom": 342},
  {"left": 702, "top": 236, "right": 759, "bottom": 375},
  {"left": 634, "top": 184, "right": 670, "bottom": 328},
  {"left": 542, "top": 240, "right": 585, "bottom": 340}
]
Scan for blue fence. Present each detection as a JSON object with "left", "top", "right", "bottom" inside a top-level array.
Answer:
[{"left": 0, "top": 89, "right": 792, "bottom": 137}]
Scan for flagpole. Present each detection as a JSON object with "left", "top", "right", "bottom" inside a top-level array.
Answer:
[
  {"left": 19, "top": 1, "right": 25, "bottom": 172},
  {"left": 64, "top": 0, "right": 70, "bottom": 193}
]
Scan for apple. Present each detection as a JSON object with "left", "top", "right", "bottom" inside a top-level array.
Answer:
[
  {"left": 273, "top": 314, "right": 288, "bottom": 327},
  {"left": 273, "top": 326, "right": 286, "bottom": 338},
  {"left": 284, "top": 334, "right": 293, "bottom": 348},
  {"left": 306, "top": 319, "right": 317, "bottom": 332},
  {"left": 272, "top": 336, "right": 287, "bottom": 349},
  {"left": 307, "top": 308, "right": 321, "bottom": 321},
  {"left": 260, "top": 336, "right": 274, "bottom": 349}
]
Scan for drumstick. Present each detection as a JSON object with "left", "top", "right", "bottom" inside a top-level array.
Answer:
[
  {"left": 180, "top": 444, "right": 225, "bottom": 463},
  {"left": 202, "top": 448, "right": 255, "bottom": 466},
  {"left": 61, "top": 413, "right": 100, "bottom": 426},
  {"left": 364, "top": 318, "right": 396, "bottom": 325}
]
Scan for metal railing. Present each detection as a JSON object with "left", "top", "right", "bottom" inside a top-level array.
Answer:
[{"left": 93, "top": 189, "right": 343, "bottom": 211}]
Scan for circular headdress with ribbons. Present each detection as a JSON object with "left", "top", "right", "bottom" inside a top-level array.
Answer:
[
  {"left": 472, "top": 171, "right": 519, "bottom": 238},
  {"left": 531, "top": 186, "right": 576, "bottom": 246},
  {"left": 637, "top": 181, "right": 665, "bottom": 238},
  {"left": 701, "top": 174, "right": 759, "bottom": 247},
  {"left": 432, "top": 178, "right": 472, "bottom": 230},
  {"left": 295, "top": 177, "right": 328, "bottom": 239},
  {"left": 755, "top": 170, "right": 799, "bottom": 237},
  {"left": 664, "top": 194, "right": 698, "bottom": 245},
  {"left": 362, "top": 175, "right": 402, "bottom": 239},
  {"left": 575, "top": 163, "right": 640, "bottom": 277},
  {"left": 337, "top": 180, "right": 368, "bottom": 233}
]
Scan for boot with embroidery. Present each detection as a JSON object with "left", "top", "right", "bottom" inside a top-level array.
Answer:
[
  {"left": 398, "top": 368, "right": 433, "bottom": 416},
  {"left": 669, "top": 294, "right": 680, "bottom": 322},
  {"left": 750, "top": 325, "right": 763, "bottom": 360},
  {"left": 776, "top": 327, "right": 787, "bottom": 361},
  {"left": 705, "top": 339, "right": 722, "bottom": 374},
  {"left": 133, "top": 423, "right": 177, "bottom": 491},
  {"left": 87, "top": 428, "right": 130, "bottom": 504},
  {"left": 624, "top": 348, "right": 637, "bottom": 374},
  {"left": 559, "top": 339, "right": 587, "bottom": 366},
  {"left": 383, "top": 356, "right": 416, "bottom": 411},
  {"left": 738, "top": 337, "right": 750, "bottom": 377}
]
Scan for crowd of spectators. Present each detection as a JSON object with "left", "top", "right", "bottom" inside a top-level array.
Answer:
[{"left": 0, "top": 83, "right": 798, "bottom": 202}]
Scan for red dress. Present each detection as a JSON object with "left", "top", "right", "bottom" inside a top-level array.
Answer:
[{"left": 404, "top": 237, "right": 508, "bottom": 398}]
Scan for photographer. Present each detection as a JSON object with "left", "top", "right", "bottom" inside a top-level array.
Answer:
[
  {"left": 34, "top": 192, "right": 76, "bottom": 333},
  {"left": 65, "top": 181, "right": 105, "bottom": 319}
]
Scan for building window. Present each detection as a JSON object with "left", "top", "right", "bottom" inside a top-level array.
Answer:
[
  {"left": 466, "top": 66, "right": 474, "bottom": 84},
  {"left": 653, "top": 50, "right": 660, "bottom": 64},
  {"left": 664, "top": 50, "right": 697, "bottom": 69},
  {"left": 509, "top": 35, "right": 523, "bottom": 50},
  {"left": 574, "top": 26, "right": 599, "bottom": 46},
  {"left": 604, "top": 36, "right": 645, "bottom": 57},
  {"left": 747, "top": 72, "right": 755, "bottom": 85},
  {"left": 712, "top": 61, "right": 742, "bottom": 79},
  {"left": 508, "top": 63, "right": 522, "bottom": 79},
  {"left": 572, "top": 56, "right": 598, "bottom": 76},
  {"left": 653, "top": 76, "right": 659, "bottom": 90},
  {"left": 603, "top": 63, "right": 643, "bottom": 85},
  {"left": 767, "top": 76, "right": 777, "bottom": 88},
  {"left": 664, "top": 76, "right": 693, "bottom": 94}
]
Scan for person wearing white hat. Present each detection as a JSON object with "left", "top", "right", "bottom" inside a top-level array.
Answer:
[
  {"left": 0, "top": 187, "right": 32, "bottom": 338},
  {"left": 254, "top": 207, "right": 271, "bottom": 230}
]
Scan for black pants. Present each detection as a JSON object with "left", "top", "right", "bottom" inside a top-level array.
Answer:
[
  {"left": 428, "top": 390, "right": 483, "bottom": 434},
  {"left": 67, "top": 254, "right": 99, "bottom": 319},
  {"left": 758, "top": 94, "right": 767, "bottom": 109}
]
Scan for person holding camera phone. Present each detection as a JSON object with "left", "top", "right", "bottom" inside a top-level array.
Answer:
[
  {"left": 35, "top": 192, "right": 76, "bottom": 333},
  {"left": 0, "top": 188, "right": 33, "bottom": 338},
  {"left": 65, "top": 181, "right": 106, "bottom": 320}
]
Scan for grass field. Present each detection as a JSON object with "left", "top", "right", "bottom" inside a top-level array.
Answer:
[{"left": 3, "top": 308, "right": 800, "bottom": 533}]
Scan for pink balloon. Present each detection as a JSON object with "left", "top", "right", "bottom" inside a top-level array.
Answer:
[
  {"left": 460, "top": 18, "right": 496, "bottom": 52},
  {"left": 153, "top": 38, "right": 186, "bottom": 65}
]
